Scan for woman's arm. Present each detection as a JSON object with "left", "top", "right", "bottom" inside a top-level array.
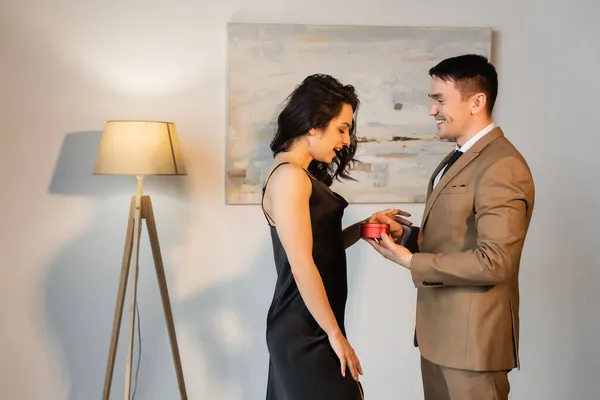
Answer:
[{"left": 341, "top": 221, "right": 366, "bottom": 249}]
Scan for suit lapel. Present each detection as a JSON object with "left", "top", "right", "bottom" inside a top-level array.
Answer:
[
  {"left": 420, "top": 127, "right": 505, "bottom": 229},
  {"left": 426, "top": 150, "right": 455, "bottom": 200}
]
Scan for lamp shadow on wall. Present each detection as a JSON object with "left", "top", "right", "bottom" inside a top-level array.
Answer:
[{"left": 44, "top": 130, "right": 273, "bottom": 399}]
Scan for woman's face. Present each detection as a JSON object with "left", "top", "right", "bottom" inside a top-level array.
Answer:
[{"left": 308, "top": 103, "right": 353, "bottom": 163}]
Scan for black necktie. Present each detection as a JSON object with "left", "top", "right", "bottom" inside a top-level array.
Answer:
[{"left": 441, "top": 149, "right": 463, "bottom": 178}]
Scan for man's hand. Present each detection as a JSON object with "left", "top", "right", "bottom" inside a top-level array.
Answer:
[
  {"left": 365, "top": 232, "right": 413, "bottom": 269},
  {"left": 367, "top": 209, "right": 412, "bottom": 241}
]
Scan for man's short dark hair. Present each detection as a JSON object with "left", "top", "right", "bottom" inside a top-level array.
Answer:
[{"left": 429, "top": 54, "right": 498, "bottom": 116}]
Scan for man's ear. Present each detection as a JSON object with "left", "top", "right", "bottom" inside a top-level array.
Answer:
[{"left": 470, "top": 93, "right": 487, "bottom": 115}]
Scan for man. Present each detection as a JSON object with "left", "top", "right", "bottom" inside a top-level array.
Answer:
[{"left": 367, "top": 54, "right": 535, "bottom": 399}]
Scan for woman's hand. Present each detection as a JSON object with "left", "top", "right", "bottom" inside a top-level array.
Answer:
[
  {"left": 368, "top": 208, "right": 412, "bottom": 241},
  {"left": 328, "top": 331, "right": 363, "bottom": 381}
]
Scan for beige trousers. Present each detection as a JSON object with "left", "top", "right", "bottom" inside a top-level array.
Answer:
[{"left": 420, "top": 356, "right": 511, "bottom": 400}]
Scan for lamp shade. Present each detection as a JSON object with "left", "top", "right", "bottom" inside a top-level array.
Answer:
[{"left": 93, "top": 120, "right": 186, "bottom": 175}]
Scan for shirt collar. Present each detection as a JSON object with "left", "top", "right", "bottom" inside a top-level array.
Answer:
[{"left": 457, "top": 122, "right": 496, "bottom": 153}]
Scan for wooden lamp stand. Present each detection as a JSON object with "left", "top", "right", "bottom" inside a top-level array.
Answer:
[{"left": 102, "top": 178, "right": 187, "bottom": 399}]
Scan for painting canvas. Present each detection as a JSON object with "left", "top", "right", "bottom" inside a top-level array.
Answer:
[{"left": 226, "top": 23, "right": 492, "bottom": 204}]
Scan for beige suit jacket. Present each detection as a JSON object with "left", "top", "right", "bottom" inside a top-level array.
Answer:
[{"left": 408, "top": 126, "right": 535, "bottom": 372}]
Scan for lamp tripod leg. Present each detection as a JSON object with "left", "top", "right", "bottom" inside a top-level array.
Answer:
[
  {"left": 143, "top": 196, "right": 188, "bottom": 399},
  {"left": 103, "top": 196, "right": 137, "bottom": 400},
  {"left": 124, "top": 195, "right": 143, "bottom": 400}
]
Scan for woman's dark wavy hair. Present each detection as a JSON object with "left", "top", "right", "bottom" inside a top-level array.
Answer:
[{"left": 270, "top": 73, "right": 360, "bottom": 187}]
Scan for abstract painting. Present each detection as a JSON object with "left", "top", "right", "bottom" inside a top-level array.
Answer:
[{"left": 226, "top": 23, "right": 492, "bottom": 204}]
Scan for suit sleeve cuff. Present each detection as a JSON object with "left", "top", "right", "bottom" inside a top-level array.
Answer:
[{"left": 409, "top": 253, "right": 444, "bottom": 288}]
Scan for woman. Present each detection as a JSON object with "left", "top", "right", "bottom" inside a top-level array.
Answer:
[{"left": 261, "top": 74, "right": 396, "bottom": 399}]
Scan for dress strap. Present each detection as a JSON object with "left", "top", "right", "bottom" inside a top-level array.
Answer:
[{"left": 261, "top": 162, "right": 291, "bottom": 226}]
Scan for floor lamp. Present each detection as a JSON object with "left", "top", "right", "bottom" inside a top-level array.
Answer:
[{"left": 94, "top": 120, "right": 188, "bottom": 399}]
